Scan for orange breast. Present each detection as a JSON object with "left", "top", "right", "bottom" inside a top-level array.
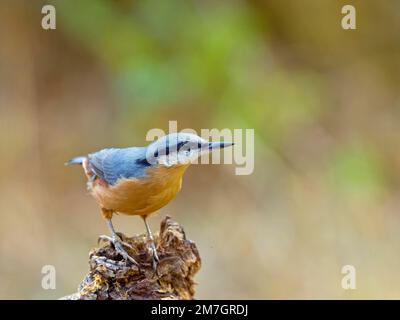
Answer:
[{"left": 89, "top": 164, "right": 189, "bottom": 216}]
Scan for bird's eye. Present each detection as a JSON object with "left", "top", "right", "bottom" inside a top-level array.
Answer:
[{"left": 177, "top": 141, "right": 187, "bottom": 151}]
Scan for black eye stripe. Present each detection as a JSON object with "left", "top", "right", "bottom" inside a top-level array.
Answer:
[
  {"left": 178, "top": 141, "right": 203, "bottom": 151},
  {"left": 177, "top": 141, "right": 188, "bottom": 151},
  {"left": 155, "top": 140, "right": 203, "bottom": 156}
]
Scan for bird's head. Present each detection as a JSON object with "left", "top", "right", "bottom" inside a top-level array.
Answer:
[{"left": 146, "top": 133, "right": 234, "bottom": 167}]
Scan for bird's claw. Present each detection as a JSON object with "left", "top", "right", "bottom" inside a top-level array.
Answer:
[
  {"left": 98, "top": 235, "right": 158, "bottom": 273},
  {"left": 149, "top": 243, "right": 160, "bottom": 275},
  {"left": 98, "top": 235, "right": 133, "bottom": 249},
  {"left": 98, "top": 235, "right": 139, "bottom": 266}
]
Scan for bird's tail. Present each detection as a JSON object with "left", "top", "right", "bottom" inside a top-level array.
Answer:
[{"left": 65, "top": 156, "right": 86, "bottom": 166}]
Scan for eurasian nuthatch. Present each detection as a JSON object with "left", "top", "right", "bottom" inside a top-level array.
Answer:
[{"left": 67, "top": 133, "right": 234, "bottom": 269}]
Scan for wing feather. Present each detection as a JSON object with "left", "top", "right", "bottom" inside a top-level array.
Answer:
[{"left": 88, "top": 147, "right": 148, "bottom": 185}]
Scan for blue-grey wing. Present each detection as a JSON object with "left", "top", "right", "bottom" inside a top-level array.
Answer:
[{"left": 88, "top": 147, "right": 149, "bottom": 185}]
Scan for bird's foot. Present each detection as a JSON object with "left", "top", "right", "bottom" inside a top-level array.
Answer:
[
  {"left": 148, "top": 242, "right": 160, "bottom": 275},
  {"left": 98, "top": 235, "right": 139, "bottom": 266}
]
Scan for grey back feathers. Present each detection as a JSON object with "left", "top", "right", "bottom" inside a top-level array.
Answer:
[{"left": 88, "top": 147, "right": 150, "bottom": 185}]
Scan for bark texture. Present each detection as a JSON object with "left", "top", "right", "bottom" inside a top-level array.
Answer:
[{"left": 61, "top": 216, "right": 201, "bottom": 300}]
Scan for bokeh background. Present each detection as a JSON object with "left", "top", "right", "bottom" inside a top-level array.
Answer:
[{"left": 1, "top": 0, "right": 400, "bottom": 299}]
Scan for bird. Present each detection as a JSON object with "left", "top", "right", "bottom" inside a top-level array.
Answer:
[{"left": 66, "top": 132, "right": 234, "bottom": 270}]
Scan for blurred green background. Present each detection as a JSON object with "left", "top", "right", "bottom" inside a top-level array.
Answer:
[{"left": 1, "top": 0, "right": 400, "bottom": 299}]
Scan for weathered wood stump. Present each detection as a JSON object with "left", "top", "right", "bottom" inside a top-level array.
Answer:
[{"left": 61, "top": 216, "right": 201, "bottom": 300}]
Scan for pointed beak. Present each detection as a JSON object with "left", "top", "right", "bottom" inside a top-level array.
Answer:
[{"left": 208, "top": 141, "right": 235, "bottom": 150}]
